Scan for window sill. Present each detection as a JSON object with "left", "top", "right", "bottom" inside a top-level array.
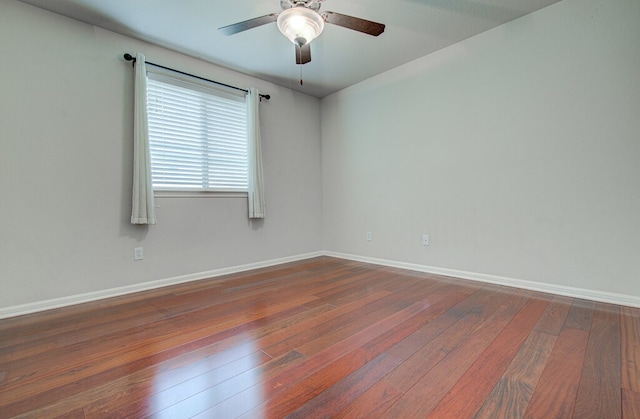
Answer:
[{"left": 154, "top": 190, "right": 248, "bottom": 199}]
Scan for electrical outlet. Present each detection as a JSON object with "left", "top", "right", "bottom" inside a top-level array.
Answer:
[
  {"left": 422, "top": 234, "right": 430, "bottom": 246},
  {"left": 134, "top": 247, "right": 144, "bottom": 261},
  {"left": 366, "top": 232, "right": 372, "bottom": 241}
]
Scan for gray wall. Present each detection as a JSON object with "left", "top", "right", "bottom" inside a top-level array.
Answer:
[
  {"left": 0, "top": 0, "right": 323, "bottom": 309},
  {"left": 2, "top": 0, "right": 639, "bottom": 312},
  {"left": 321, "top": 0, "right": 640, "bottom": 298}
]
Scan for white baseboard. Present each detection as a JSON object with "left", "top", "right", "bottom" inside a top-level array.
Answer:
[
  {"left": 2, "top": 249, "right": 638, "bottom": 320},
  {"left": 324, "top": 251, "right": 640, "bottom": 308},
  {"left": 0, "top": 251, "right": 324, "bottom": 320}
]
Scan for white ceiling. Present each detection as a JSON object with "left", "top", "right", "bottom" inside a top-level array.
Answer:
[{"left": 18, "top": 0, "right": 561, "bottom": 97}]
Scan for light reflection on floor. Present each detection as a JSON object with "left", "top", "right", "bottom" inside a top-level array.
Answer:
[{"left": 149, "top": 340, "right": 266, "bottom": 418}]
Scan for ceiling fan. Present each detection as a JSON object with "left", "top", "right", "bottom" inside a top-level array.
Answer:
[{"left": 218, "top": 0, "right": 385, "bottom": 65}]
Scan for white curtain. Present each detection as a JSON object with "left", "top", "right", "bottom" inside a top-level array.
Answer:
[
  {"left": 247, "top": 88, "right": 265, "bottom": 219},
  {"left": 131, "top": 53, "right": 157, "bottom": 225}
]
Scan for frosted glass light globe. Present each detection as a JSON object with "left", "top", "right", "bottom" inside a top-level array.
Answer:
[{"left": 277, "top": 7, "right": 325, "bottom": 47}]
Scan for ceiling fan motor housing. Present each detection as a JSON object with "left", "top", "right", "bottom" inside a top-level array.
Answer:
[{"left": 282, "top": 0, "right": 324, "bottom": 11}]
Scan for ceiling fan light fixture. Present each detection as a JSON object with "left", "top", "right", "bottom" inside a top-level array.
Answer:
[{"left": 277, "top": 6, "right": 324, "bottom": 47}]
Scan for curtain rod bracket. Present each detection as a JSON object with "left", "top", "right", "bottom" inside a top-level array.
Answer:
[{"left": 122, "top": 53, "right": 270, "bottom": 100}]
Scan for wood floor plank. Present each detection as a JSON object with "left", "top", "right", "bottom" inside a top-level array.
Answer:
[
  {"left": 573, "top": 303, "right": 622, "bottom": 419},
  {"left": 380, "top": 291, "right": 531, "bottom": 418},
  {"left": 258, "top": 289, "right": 393, "bottom": 357},
  {"left": 621, "top": 306, "right": 640, "bottom": 419},
  {"left": 237, "top": 348, "right": 383, "bottom": 418},
  {"left": 534, "top": 294, "right": 573, "bottom": 336},
  {"left": 0, "top": 300, "right": 162, "bottom": 353},
  {"left": 426, "top": 294, "right": 550, "bottom": 418},
  {"left": 0, "top": 299, "right": 314, "bottom": 415},
  {"left": 523, "top": 327, "right": 590, "bottom": 418},
  {"left": 474, "top": 330, "right": 556, "bottom": 418},
  {"left": 1, "top": 282, "right": 304, "bottom": 365},
  {"left": 236, "top": 300, "right": 432, "bottom": 418},
  {"left": 563, "top": 298, "right": 596, "bottom": 331},
  {"left": 334, "top": 381, "right": 403, "bottom": 419},
  {"left": 308, "top": 270, "right": 404, "bottom": 300},
  {"left": 0, "top": 286, "right": 313, "bottom": 376},
  {"left": 293, "top": 280, "right": 459, "bottom": 357},
  {"left": 262, "top": 279, "right": 441, "bottom": 358},
  {"left": 0, "top": 257, "right": 634, "bottom": 418},
  {"left": 284, "top": 352, "right": 402, "bottom": 419},
  {"left": 3, "top": 336, "right": 265, "bottom": 417},
  {"left": 360, "top": 288, "right": 475, "bottom": 359},
  {"left": 474, "top": 293, "right": 568, "bottom": 418},
  {"left": 623, "top": 390, "right": 640, "bottom": 419},
  {"left": 383, "top": 286, "right": 516, "bottom": 391},
  {"left": 116, "top": 350, "right": 272, "bottom": 416},
  {"left": 0, "top": 257, "right": 331, "bottom": 336},
  {"left": 384, "top": 284, "right": 502, "bottom": 360},
  {"left": 117, "top": 349, "right": 303, "bottom": 419}
]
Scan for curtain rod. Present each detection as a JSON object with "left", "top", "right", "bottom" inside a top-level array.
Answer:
[{"left": 123, "top": 53, "right": 270, "bottom": 100}]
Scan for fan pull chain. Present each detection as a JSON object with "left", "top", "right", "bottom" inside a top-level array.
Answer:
[{"left": 299, "top": 65, "right": 303, "bottom": 86}]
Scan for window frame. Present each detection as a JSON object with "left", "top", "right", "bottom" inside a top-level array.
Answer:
[{"left": 146, "top": 67, "right": 249, "bottom": 198}]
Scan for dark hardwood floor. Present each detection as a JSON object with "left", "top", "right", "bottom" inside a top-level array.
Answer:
[{"left": 0, "top": 257, "right": 638, "bottom": 418}]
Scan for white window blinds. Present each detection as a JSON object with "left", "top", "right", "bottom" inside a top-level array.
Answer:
[{"left": 146, "top": 73, "right": 248, "bottom": 191}]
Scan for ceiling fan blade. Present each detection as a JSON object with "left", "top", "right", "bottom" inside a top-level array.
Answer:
[
  {"left": 322, "top": 11, "right": 385, "bottom": 36},
  {"left": 218, "top": 13, "right": 278, "bottom": 36},
  {"left": 295, "top": 43, "right": 312, "bottom": 65}
]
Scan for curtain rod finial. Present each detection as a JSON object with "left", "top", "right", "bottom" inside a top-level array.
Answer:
[{"left": 124, "top": 53, "right": 135, "bottom": 62}]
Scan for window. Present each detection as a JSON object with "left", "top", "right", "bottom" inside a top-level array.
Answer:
[{"left": 146, "top": 72, "right": 248, "bottom": 192}]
